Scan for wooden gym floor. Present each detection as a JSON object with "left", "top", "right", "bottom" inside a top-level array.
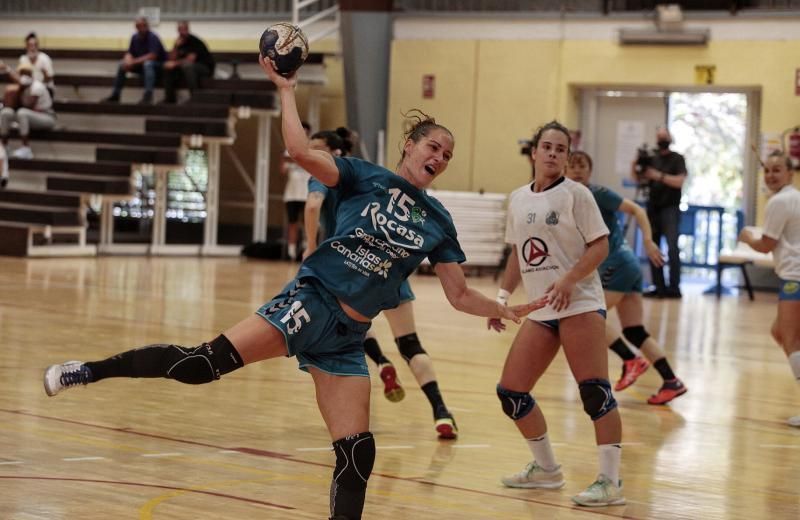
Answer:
[{"left": 0, "top": 256, "right": 797, "bottom": 519}]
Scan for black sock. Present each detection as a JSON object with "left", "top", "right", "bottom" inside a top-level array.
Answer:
[
  {"left": 421, "top": 381, "right": 448, "bottom": 419},
  {"left": 85, "top": 335, "right": 244, "bottom": 384},
  {"left": 362, "top": 337, "right": 390, "bottom": 366},
  {"left": 609, "top": 338, "right": 636, "bottom": 361},
  {"left": 653, "top": 357, "right": 676, "bottom": 381}
]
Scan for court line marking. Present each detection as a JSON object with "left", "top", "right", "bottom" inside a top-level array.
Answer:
[
  {"left": 0, "top": 461, "right": 24, "bottom": 465},
  {"left": 62, "top": 456, "right": 107, "bottom": 462},
  {"left": 141, "top": 452, "right": 183, "bottom": 458},
  {"left": 1, "top": 407, "right": 645, "bottom": 519},
  {"left": 759, "top": 444, "right": 800, "bottom": 448}
]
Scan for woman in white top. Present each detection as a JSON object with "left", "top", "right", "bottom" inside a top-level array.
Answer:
[
  {"left": 490, "top": 121, "right": 625, "bottom": 507},
  {"left": 739, "top": 151, "right": 800, "bottom": 427},
  {"left": 0, "top": 33, "right": 55, "bottom": 97},
  {"left": 0, "top": 63, "right": 55, "bottom": 159},
  {"left": 281, "top": 121, "right": 312, "bottom": 260}
]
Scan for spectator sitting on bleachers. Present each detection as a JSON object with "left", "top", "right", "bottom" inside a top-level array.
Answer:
[
  {"left": 161, "top": 21, "right": 215, "bottom": 104},
  {"left": 0, "top": 63, "right": 55, "bottom": 159},
  {"left": 103, "top": 16, "right": 166, "bottom": 105},
  {"left": 0, "top": 32, "right": 55, "bottom": 99}
]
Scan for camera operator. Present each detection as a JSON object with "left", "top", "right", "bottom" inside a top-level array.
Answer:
[{"left": 630, "top": 127, "right": 687, "bottom": 299}]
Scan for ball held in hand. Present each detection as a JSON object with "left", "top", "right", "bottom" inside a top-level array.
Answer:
[{"left": 259, "top": 22, "right": 309, "bottom": 76}]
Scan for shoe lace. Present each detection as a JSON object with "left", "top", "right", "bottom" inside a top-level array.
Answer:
[{"left": 60, "top": 366, "right": 89, "bottom": 388}]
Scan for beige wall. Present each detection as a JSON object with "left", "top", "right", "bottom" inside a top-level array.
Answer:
[{"left": 387, "top": 17, "right": 800, "bottom": 212}]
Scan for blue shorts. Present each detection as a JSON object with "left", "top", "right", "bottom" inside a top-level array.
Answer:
[
  {"left": 256, "top": 277, "right": 371, "bottom": 377},
  {"left": 599, "top": 248, "right": 643, "bottom": 294},
  {"left": 398, "top": 280, "right": 415, "bottom": 304},
  {"left": 779, "top": 279, "right": 800, "bottom": 301},
  {"left": 536, "top": 309, "right": 607, "bottom": 330}
]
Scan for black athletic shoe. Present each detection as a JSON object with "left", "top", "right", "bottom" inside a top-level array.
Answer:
[
  {"left": 663, "top": 288, "right": 682, "bottom": 299},
  {"left": 643, "top": 288, "right": 663, "bottom": 299},
  {"left": 101, "top": 95, "right": 120, "bottom": 103}
]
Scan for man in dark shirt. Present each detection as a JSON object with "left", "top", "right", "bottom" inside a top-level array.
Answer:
[
  {"left": 161, "top": 21, "right": 215, "bottom": 104},
  {"left": 104, "top": 16, "right": 166, "bottom": 104},
  {"left": 631, "top": 127, "right": 687, "bottom": 299}
]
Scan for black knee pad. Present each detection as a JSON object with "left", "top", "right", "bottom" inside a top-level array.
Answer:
[
  {"left": 330, "top": 432, "right": 375, "bottom": 520},
  {"left": 496, "top": 385, "right": 536, "bottom": 420},
  {"left": 166, "top": 335, "right": 243, "bottom": 384},
  {"left": 395, "top": 333, "right": 426, "bottom": 363},
  {"left": 578, "top": 379, "right": 617, "bottom": 421},
  {"left": 622, "top": 325, "right": 649, "bottom": 348}
]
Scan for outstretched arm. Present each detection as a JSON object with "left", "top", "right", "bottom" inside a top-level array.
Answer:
[
  {"left": 739, "top": 228, "right": 778, "bottom": 253},
  {"left": 259, "top": 55, "right": 339, "bottom": 187},
  {"left": 619, "top": 198, "right": 664, "bottom": 267},
  {"left": 434, "top": 262, "right": 546, "bottom": 323}
]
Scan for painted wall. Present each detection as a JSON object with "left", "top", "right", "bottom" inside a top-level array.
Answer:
[{"left": 387, "top": 16, "right": 800, "bottom": 207}]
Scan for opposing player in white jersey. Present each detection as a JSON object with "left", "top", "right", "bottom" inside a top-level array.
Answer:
[
  {"left": 739, "top": 151, "right": 800, "bottom": 427},
  {"left": 490, "top": 121, "right": 625, "bottom": 507}
]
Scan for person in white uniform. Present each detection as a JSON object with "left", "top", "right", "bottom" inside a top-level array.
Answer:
[
  {"left": 281, "top": 121, "right": 312, "bottom": 260},
  {"left": 739, "top": 151, "right": 800, "bottom": 427},
  {"left": 490, "top": 121, "right": 625, "bottom": 507}
]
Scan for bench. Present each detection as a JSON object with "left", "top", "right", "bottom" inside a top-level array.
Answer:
[
  {"left": 426, "top": 189, "right": 507, "bottom": 271},
  {"left": 715, "top": 227, "right": 775, "bottom": 300},
  {"left": 0, "top": 188, "right": 91, "bottom": 256}
]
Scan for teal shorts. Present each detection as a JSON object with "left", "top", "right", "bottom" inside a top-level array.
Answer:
[
  {"left": 256, "top": 277, "right": 371, "bottom": 377},
  {"left": 398, "top": 279, "right": 415, "bottom": 305},
  {"left": 779, "top": 279, "right": 800, "bottom": 301},
  {"left": 600, "top": 248, "right": 643, "bottom": 294}
]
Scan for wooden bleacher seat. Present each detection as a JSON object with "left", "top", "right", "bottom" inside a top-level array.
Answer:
[
  {"left": 53, "top": 100, "right": 230, "bottom": 119},
  {"left": 716, "top": 227, "right": 775, "bottom": 300},
  {"left": 0, "top": 188, "right": 88, "bottom": 256},
  {"left": 7, "top": 128, "right": 182, "bottom": 148}
]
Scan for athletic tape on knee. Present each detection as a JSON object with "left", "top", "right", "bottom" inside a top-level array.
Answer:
[
  {"left": 496, "top": 385, "right": 536, "bottom": 420},
  {"left": 622, "top": 325, "right": 649, "bottom": 348},
  {"left": 578, "top": 379, "right": 617, "bottom": 421},
  {"left": 166, "top": 335, "right": 243, "bottom": 385},
  {"left": 395, "top": 333, "right": 426, "bottom": 363},
  {"left": 330, "top": 432, "right": 375, "bottom": 520}
]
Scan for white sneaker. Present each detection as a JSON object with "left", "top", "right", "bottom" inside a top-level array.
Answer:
[
  {"left": 11, "top": 146, "right": 33, "bottom": 159},
  {"left": 44, "top": 361, "right": 92, "bottom": 396},
  {"left": 501, "top": 461, "right": 565, "bottom": 489},
  {"left": 571, "top": 474, "right": 626, "bottom": 507},
  {"left": 788, "top": 415, "right": 800, "bottom": 427}
]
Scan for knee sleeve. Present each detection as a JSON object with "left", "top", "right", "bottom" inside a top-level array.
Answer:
[
  {"left": 578, "top": 379, "right": 617, "bottom": 421},
  {"left": 496, "top": 385, "right": 536, "bottom": 420},
  {"left": 331, "top": 432, "right": 375, "bottom": 520},
  {"left": 622, "top": 325, "right": 650, "bottom": 349},
  {"left": 164, "top": 335, "right": 244, "bottom": 384},
  {"left": 395, "top": 333, "right": 426, "bottom": 363}
]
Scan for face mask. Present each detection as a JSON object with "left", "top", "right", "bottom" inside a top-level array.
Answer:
[
  {"left": 19, "top": 75, "right": 33, "bottom": 86},
  {"left": 657, "top": 139, "right": 670, "bottom": 150}
]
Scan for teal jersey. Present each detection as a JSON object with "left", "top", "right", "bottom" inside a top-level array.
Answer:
[
  {"left": 298, "top": 157, "right": 465, "bottom": 318},
  {"left": 308, "top": 177, "right": 338, "bottom": 238},
  {"left": 589, "top": 184, "right": 626, "bottom": 253}
]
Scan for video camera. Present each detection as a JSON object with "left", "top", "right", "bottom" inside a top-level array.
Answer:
[
  {"left": 519, "top": 139, "right": 533, "bottom": 157},
  {"left": 634, "top": 144, "right": 656, "bottom": 184}
]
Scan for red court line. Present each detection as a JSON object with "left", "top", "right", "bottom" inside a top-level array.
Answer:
[
  {"left": 0, "top": 476, "right": 294, "bottom": 510},
  {"left": 2, "top": 408, "right": 638, "bottom": 518}
]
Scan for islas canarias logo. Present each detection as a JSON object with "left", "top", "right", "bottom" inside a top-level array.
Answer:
[
  {"left": 361, "top": 187, "right": 425, "bottom": 249},
  {"left": 522, "top": 237, "right": 549, "bottom": 267}
]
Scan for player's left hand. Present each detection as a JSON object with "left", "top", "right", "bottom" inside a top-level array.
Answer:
[
  {"left": 546, "top": 278, "right": 575, "bottom": 312},
  {"left": 499, "top": 296, "right": 548, "bottom": 324}
]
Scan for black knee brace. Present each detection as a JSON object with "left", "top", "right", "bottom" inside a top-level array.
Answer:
[
  {"left": 496, "top": 385, "right": 536, "bottom": 420},
  {"left": 395, "top": 333, "right": 426, "bottom": 363},
  {"left": 622, "top": 325, "right": 650, "bottom": 349},
  {"left": 126, "top": 335, "right": 242, "bottom": 384},
  {"left": 578, "top": 379, "right": 617, "bottom": 421},
  {"left": 330, "top": 432, "right": 375, "bottom": 520}
]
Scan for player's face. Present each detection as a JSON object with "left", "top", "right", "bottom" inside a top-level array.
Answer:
[
  {"left": 401, "top": 128, "right": 454, "bottom": 187},
  {"left": 566, "top": 155, "right": 591, "bottom": 185},
  {"left": 532, "top": 129, "right": 569, "bottom": 180},
  {"left": 763, "top": 157, "right": 792, "bottom": 193}
]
